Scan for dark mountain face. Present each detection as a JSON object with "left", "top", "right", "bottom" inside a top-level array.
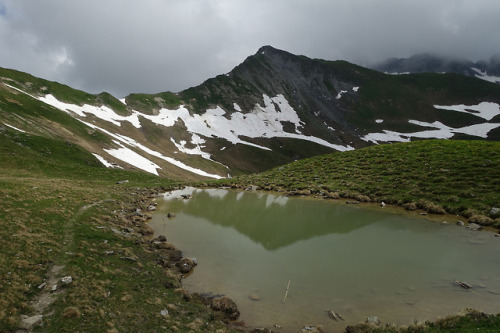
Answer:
[
  {"left": 371, "top": 53, "right": 500, "bottom": 83},
  {"left": 180, "top": 46, "right": 383, "bottom": 146},
  {"left": 179, "top": 46, "right": 500, "bottom": 144}
]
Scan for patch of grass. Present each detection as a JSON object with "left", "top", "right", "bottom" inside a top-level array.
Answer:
[
  {"left": 345, "top": 310, "right": 500, "bottom": 332},
  {"left": 125, "top": 91, "right": 182, "bottom": 114}
]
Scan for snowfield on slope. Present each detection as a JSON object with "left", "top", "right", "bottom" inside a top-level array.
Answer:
[
  {"left": 471, "top": 68, "right": 500, "bottom": 84},
  {"left": 141, "top": 94, "right": 353, "bottom": 152},
  {"left": 79, "top": 120, "right": 223, "bottom": 178},
  {"left": 4, "top": 84, "right": 223, "bottom": 178},
  {"left": 362, "top": 102, "right": 500, "bottom": 144},
  {"left": 433, "top": 102, "right": 500, "bottom": 121},
  {"left": 37, "top": 92, "right": 353, "bottom": 152}
]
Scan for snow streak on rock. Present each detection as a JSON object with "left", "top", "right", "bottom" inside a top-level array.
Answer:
[
  {"left": 471, "top": 68, "right": 500, "bottom": 84},
  {"left": 92, "top": 153, "right": 119, "bottom": 168},
  {"left": 363, "top": 102, "right": 500, "bottom": 144},
  {"left": 433, "top": 102, "right": 500, "bottom": 121},
  {"left": 363, "top": 120, "right": 500, "bottom": 143},
  {"left": 39, "top": 94, "right": 142, "bottom": 127}
]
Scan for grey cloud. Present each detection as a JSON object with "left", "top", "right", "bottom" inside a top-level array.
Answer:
[{"left": 0, "top": 0, "right": 499, "bottom": 97}]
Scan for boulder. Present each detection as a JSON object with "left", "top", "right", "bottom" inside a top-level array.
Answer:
[
  {"left": 210, "top": 296, "right": 240, "bottom": 320},
  {"left": 466, "top": 223, "right": 483, "bottom": 231},
  {"left": 468, "top": 215, "right": 494, "bottom": 226},
  {"left": 176, "top": 258, "right": 197, "bottom": 274},
  {"left": 365, "top": 316, "right": 381, "bottom": 326},
  {"left": 61, "top": 276, "right": 73, "bottom": 284},
  {"left": 248, "top": 293, "right": 261, "bottom": 301},
  {"left": 19, "top": 315, "right": 43, "bottom": 330},
  {"left": 153, "top": 235, "right": 167, "bottom": 242},
  {"left": 490, "top": 207, "right": 500, "bottom": 217}
]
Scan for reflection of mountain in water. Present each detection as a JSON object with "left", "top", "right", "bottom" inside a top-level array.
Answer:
[{"left": 159, "top": 188, "right": 393, "bottom": 250}]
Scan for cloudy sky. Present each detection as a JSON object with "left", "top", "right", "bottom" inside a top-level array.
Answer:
[{"left": 1, "top": 0, "right": 499, "bottom": 97}]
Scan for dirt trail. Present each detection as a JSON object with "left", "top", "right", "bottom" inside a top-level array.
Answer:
[{"left": 18, "top": 201, "right": 108, "bottom": 332}]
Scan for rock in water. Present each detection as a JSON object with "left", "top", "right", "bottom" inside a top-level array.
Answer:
[
  {"left": 176, "top": 258, "right": 197, "bottom": 274},
  {"left": 466, "top": 223, "right": 482, "bottom": 231},
  {"left": 210, "top": 296, "right": 240, "bottom": 320},
  {"left": 366, "top": 316, "right": 381, "bottom": 326},
  {"left": 249, "top": 293, "right": 261, "bottom": 301}
]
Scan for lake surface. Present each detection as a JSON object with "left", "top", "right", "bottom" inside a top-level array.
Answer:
[{"left": 150, "top": 187, "right": 500, "bottom": 332}]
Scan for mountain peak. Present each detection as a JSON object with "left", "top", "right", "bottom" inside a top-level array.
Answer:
[{"left": 256, "top": 45, "right": 282, "bottom": 54}]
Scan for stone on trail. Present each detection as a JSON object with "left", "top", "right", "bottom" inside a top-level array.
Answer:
[{"left": 19, "top": 314, "right": 43, "bottom": 330}]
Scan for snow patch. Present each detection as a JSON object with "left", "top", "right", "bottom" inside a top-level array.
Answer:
[
  {"left": 33, "top": 89, "right": 351, "bottom": 152},
  {"left": 39, "top": 94, "right": 142, "bottom": 128},
  {"left": 433, "top": 102, "right": 500, "bottom": 121},
  {"left": 170, "top": 134, "right": 212, "bottom": 160},
  {"left": 4, "top": 83, "right": 38, "bottom": 99},
  {"left": 104, "top": 147, "right": 161, "bottom": 175},
  {"left": 471, "top": 68, "right": 500, "bottom": 84},
  {"left": 353, "top": 87, "right": 359, "bottom": 92},
  {"left": 362, "top": 131, "right": 410, "bottom": 144},
  {"left": 375, "top": 119, "right": 384, "bottom": 124},
  {"left": 335, "top": 90, "right": 347, "bottom": 99},
  {"left": 80, "top": 120, "right": 222, "bottom": 179},
  {"left": 141, "top": 94, "right": 352, "bottom": 151},
  {"left": 4, "top": 123, "right": 26, "bottom": 133},
  {"left": 92, "top": 153, "right": 120, "bottom": 168},
  {"left": 453, "top": 122, "right": 500, "bottom": 138},
  {"left": 362, "top": 119, "right": 500, "bottom": 143}
]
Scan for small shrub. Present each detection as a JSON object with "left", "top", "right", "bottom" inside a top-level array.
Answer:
[
  {"left": 63, "top": 307, "right": 81, "bottom": 319},
  {"left": 354, "top": 194, "right": 371, "bottom": 202},
  {"left": 403, "top": 202, "right": 417, "bottom": 211},
  {"left": 426, "top": 203, "right": 447, "bottom": 215},
  {"left": 416, "top": 199, "right": 446, "bottom": 214},
  {"left": 462, "top": 209, "right": 478, "bottom": 218},
  {"left": 468, "top": 215, "right": 494, "bottom": 226},
  {"left": 324, "top": 191, "right": 340, "bottom": 199},
  {"left": 492, "top": 219, "right": 500, "bottom": 229}
]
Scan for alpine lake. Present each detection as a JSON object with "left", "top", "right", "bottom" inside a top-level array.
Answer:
[{"left": 150, "top": 187, "right": 500, "bottom": 332}]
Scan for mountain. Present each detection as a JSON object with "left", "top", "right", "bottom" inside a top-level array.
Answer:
[
  {"left": 371, "top": 53, "right": 500, "bottom": 84},
  {"left": 1, "top": 46, "right": 500, "bottom": 180}
]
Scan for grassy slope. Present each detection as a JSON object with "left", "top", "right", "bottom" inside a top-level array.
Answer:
[
  {"left": 0, "top": 127, "right": 234, "bottom": 332},
  {"left": 214, "top": 139, "right": 500, "bottom": 220}
]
